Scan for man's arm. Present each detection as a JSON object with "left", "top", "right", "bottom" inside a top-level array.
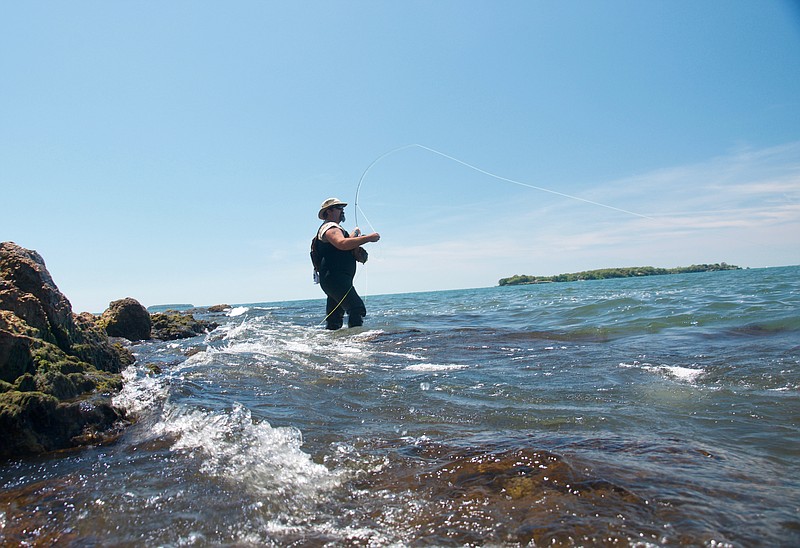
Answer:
[{"left": 325, "top": 227, "right": 380, "bottom": 251}]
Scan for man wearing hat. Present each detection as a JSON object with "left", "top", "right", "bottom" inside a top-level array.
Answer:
[{"left": 314, "top": 197, "right": 381, "bottom": 330}]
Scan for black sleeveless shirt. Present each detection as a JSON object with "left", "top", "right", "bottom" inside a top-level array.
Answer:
[{"left": 317, "top": 223, "right": 356, "bottom": 277}]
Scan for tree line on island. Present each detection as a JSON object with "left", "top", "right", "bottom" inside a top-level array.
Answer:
[{"left": 498, "top": 263, "right": 741, "bottom": 286}]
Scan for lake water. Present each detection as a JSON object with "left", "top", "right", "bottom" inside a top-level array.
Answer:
[{"left": 1, "top": 266, "right": 798, "bottom": 546}]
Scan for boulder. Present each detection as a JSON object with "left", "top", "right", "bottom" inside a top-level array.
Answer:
[
  {"left": 0, "top": 391, "right": 126, "bottom": 457},
  {"left": 0, "top": 241, "right": 133, "bottom": 460},
  {"left": 0, "top": 245, "right": 74, "bottom": 351},
  {"left": 100, "top": 297, "right": 152, "bottom": 341}
]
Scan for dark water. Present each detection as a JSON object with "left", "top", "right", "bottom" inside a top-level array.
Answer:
[{"left": 2, "top": 267, "right": 799, "bottom": 546}]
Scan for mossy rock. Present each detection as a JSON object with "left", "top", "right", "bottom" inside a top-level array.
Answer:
[
  {"left": 0, "top": 390, "right": 127, "bottom": 459},
  {"left": 86, "top": 369, "right": 124, "bottom": 394},
  {"left": 26, "top": 341, "right": 123, "bottom": 399},
  {"left": 0, "top": 391, "right": 59, "bottom": 456},
  {"left": 32, "top": 342, "right": 90, "bottom": 374},
  {"left": 0, "top": 329, "right": 35, "bottom": 383},
  {"left": 0, "top": 308, "right": 40, "bottom": 338},
  {"left": 1, "top": 243, "right": 135, "bottom": 459},
  {"left": 150, "top": 312, "right": 217, "bottom": 341},
  {"left": 35, "top": 370, "right": 95, "bottom": 400},
  {"left": 72, "top": 312, "right": 135, "bottom": 373},
  {"left": 14, "top": 373, "right": 36, "bottom": 392},
  {"left": 100, "top": 298, "right": 152, "bottom": 341}
]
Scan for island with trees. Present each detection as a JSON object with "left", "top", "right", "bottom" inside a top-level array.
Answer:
[{"left": 498, "top": 263, "right": 741, "bottom": 286}]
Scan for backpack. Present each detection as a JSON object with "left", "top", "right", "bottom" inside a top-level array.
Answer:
[{"left": 310, "top": 236, "right": 322, "bottom": 283}]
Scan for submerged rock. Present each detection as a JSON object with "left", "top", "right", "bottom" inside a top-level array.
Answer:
[
  {"left": 358, "top": 443, "right": 653, "bottom": 546},
  {"left": 0, "top": 241, "right": 133, "bottom": 460}
]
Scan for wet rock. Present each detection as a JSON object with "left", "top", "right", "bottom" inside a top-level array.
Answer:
[
  {"left": 0, "top": 241, "right": 132, "bottom": 460},
  {"left": 358, "top": 443, "right": 654, "bottom": 546},
  {"left": 0, "top": 245, "right": 75, "bottom": 351},
  {"left": 184, "top": 346, "right": 204, "bottom": 357},
  {"left": 0, "top": 318, "right": 35, "bottom": 382},
  {"left": 0, "top": 391, "right": 126, "bottom": 457},
  {"left": 72, "top": 312, "right": 135, "bottom": 374},
  {"left": 150, "top": 311, "right": 218, "bottom": 341},
  {"left": 100, "top": 297, "right": 152, "bottom": 341}
]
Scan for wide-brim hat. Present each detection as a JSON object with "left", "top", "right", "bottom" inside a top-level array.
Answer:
[{"left": 318, "top": 197, "right": 348, "bottom": 219}]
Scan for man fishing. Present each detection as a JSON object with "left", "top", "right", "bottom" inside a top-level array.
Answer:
[{"left": 313, "top": 198, "right": 381, "bottom": 330}]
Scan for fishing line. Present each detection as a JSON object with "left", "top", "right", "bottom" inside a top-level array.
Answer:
[
  {"left": 344, "top": 144, "right": 653, "bottom": 327},
  {"left": 318, "top": 284, "right": 354, "bottom": 327},
  {"left": 354, "top": 143, "right": 655, "bottom": 232},
  {"left": 316, "top": 263, "right": 371, "bottom": 328}
]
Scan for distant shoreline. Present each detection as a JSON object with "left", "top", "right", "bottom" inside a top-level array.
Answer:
[{"left": 498, "top": 263, "right": 742, "bottom": 286}]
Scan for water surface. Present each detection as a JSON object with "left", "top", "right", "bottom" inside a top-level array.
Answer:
[{"left": 2, "top": 267, "right": 798, "bottom": 546}]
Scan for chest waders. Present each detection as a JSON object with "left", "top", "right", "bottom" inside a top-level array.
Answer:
[{"left": 316, "top": 225, "right": 366, "bottom": 329}]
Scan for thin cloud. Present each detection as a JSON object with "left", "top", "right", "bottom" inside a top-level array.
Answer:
[{"left": 363, "top": 142, "right": 800, "bottom": 290}]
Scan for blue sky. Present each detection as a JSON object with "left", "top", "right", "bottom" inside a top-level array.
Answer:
[{"left": 2, "top": 1, "right": 799, "bottom": 313}]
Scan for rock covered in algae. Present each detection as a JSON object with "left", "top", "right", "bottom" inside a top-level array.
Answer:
[
  {"left": 150, "top": 310, "right": 218, "bottom": 341},
  {"left": 356, "top": 443, "right": 655, "bottom": 546},
  {"left": 0, "top": 241, "right": 134, "bottom": 459},
  {"left": 99, "top": 297, "right": 152, "bottom": 341}
]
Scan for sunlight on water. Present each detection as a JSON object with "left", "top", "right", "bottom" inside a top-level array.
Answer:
[{"left": 2, "top": 267, "right": 799, "bottom": 546}]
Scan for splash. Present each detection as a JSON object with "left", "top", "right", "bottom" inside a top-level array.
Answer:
[
  {"left": 154, "top": 402, "right": 339, "bottom": 507},
  {"left": 229, "top": 306, "right": 249, "bottom": 317}
]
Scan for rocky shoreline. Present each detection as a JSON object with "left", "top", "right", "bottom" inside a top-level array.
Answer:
[{"left": 0, "top": 242, "right": 219, "bottom": 461}]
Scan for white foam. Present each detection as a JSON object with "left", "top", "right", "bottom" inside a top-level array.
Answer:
[
  {"left": 350, "top": 329, "right": 384, "bottom": 340},
  {"left": 158, "top": 351, "right": 212, "bottom": 374},
  {"left": 229, "top": 306, "right": 249, "bottom": 317},
  {"left": 404, "top": 363, "right": 468, "bottom": 372},
  {"left": 217, "top": 320, "right": 249, "bottom": 340},
  {"left": 382, "top": 351, "right": 423, "bottom": 360},
  {"left": 657, "top": 365, "right": 705, "bottom": 382},
  {"left": 113, "top": 366, "right": 170, "bottom": 416},
  {"left": 283, "top": 340, "right": 315, "bottom": 354},
  {"left": 623, "top": 361, "right": 705, "bottom": 383},
  {"left": 154, "top": 402, "right": 339, "bottom": 505}
]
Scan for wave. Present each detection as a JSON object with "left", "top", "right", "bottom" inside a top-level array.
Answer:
[{"left": 154, "top": 402, "right": 339, "bottom": 507}]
